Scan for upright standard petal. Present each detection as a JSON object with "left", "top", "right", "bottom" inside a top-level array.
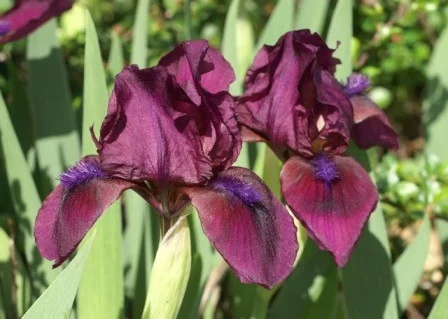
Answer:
[
  {"left": 236, "top": 29, "right": 351, "bottom": 159},
  {"left": 350, "top": 95, "right": 399, "bottom": 150},
  {"left": 158, "top": 39, "right": 235, "bottom": 94},
  {"left": 97, "top": 65, "right": 213, "bottom": 185},
  {"left": 184, "top": 167, "right": 298, "bottom": 289},
  {"left": 0, "top": 0, "right": 73, "bottom": 44},
  {"left": 280, "top": 155, "right": 378, "bottom": 267},
  {"left": 34, "top": 156, "right": 136, "bottom": 266}
]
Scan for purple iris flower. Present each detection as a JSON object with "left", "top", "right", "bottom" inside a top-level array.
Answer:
[
  {"left": 0, "top": 0, "right": 73, "bottom": 44},
  {"left": 236, "top": 30, "right": 380, "bottom": 267},
  {"left": 343, "top": 73, "right": 399, "bottom": 150},
  {"left": 34, "top": 40, "right": 298, "bottom": 289}
]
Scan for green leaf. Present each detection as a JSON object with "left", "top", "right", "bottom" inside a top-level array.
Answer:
[
  {"left": 0, "top": 227, "right": 32, "bottom": 318},
  {"left": 428, "top": 275, "right": 448, "bottom": 319},
  {"left": 436, "top": 219, "right": 448, "bottom": 263},
  {"left": 393, "top": 213, "right": 431, "bottom": 312},
  {"left": 424, "top": 25, "right": 448, "bottom": 160},
  {"left": 326, "top": 0, "right": 352, "bottom": 80},
  {"left": 142, "top": 215, "right": 191, "bottom": 319},
  {"left": 295, "top": 0, "right": 329, "bottom": 34},
  {"left": 108, "top": 31, "right": 124, "bottom": 78},
  {"left": 0, "top": 91, "right": 56, "bottom": 291},
  {"left": 22, "top": 232, "right": 96, "bottom": 319},
  {"left": 27, "top": 19, "right": 80, "bottom": 195},
  {"left": 255, "top": 0, "right": 294, "bottom": 50},
  {"left": 270, "top": 240, "right": 336, "bottom": 318},
  {"left": 131, "top": 0, "right": 151, "bottom": 67},
  {"left": 341, "top": 198, "right": 399, "bottom": 319},
  {"left": 76, "top": 10, "right": 124, "bottom": 319},
  {"left": 178, "top": 254, "right": 203, "bottom": 318}
]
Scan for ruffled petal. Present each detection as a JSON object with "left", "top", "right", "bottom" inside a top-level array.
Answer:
[
  {"left": 280, "top": 155, "right": 378, "bottom": 266},
  {"left": 158, "top": 39, "right": 235, "bottom": 94},
  {"left": 0, "top": 0, "right": 73, "bottom": 44},
  {"left": 34, "top": 156, "right": 136, "bottom": 266},
  {"left": 184, "top": 167, "right": 298, "bottom": 289},
  {"left": 350, "top": 95, "right": 399, "bottom": 150}
]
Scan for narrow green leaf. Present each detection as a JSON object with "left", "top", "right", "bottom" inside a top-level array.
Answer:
[
  {"left": 306, "top": 267, "right": 339, "bottom": 319},
  {"left": 295, "top": 0, "right": 329, "bottom": 34},
  {"left": 27, "top": 19, "right": 80, "bottom": 194},
  {"left": 131, "top": 0, "right": 150, "bottom": 67},
  {"left": 393, "top": 213, "right": 431, "bottom": 312},
  {"left": 341, "top": 200, "right": 399, "bottom": 319},
  {"left": 326, "top": 0, "right": 352, "bottom": 80},
  {"left": 424, "top": 25, "right": 448, "bottom": 159},
  {"left": 22, "top": 232, "right": 96, "bottom": 319},
  {"left": 178, "top": 254, "right": 203, "bottom": 318},
  {"left": 436, "top": 219, "right": 448, "bottom": 262},
  {"left": 255, "top": 0, "right": 294, "bottom": 50},
  {"left": 270, "top": 240, "right": 336, "bottom": 318},
  {"left": 184, "top": 0, "right": 193, "bottom": 40},
  {"left": 77, "top": 10, "right": 124, "bottom": 319},
  {"left": 142, "top": 215, "right": 191, "bottom": 318},
  {"left": 108, "top": 31, "right": 124, "bottom": 78},
  {"left": 428, "top": 275, "right": 448, "bottom": 319},
  {"left": 0, "top": 91, "right": 56, "bottom": 291},
  {"left": 0, "top": 227, "right": 32, "bottom": 318}
]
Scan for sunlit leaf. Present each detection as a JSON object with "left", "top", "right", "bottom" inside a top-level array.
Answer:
[
  {"left": 131, "top": 0, "right": 150, "bottom": 67},
  {"left": 428, "top": 275, "right": 448, "bottom": 319},
  {"left": 22, "top": 232, "right": 96, "bottom": 319},
  {"left": 296, "top": 0, "right": 329, "bottom": 34}
]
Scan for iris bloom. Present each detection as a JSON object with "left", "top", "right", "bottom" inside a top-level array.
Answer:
[
  {"left": 0, "top": 0, "right": 73, "bottom": 44},
  {"left": 343, "top": 73, "right": 399, "bottom": 149},
  {"left": 34, "top": 40, "right": 298, "bottom": 288},
  {"left": 236, "top": 30, "right": 397, "bottom": 266}
]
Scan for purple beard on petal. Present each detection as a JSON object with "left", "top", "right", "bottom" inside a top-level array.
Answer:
[
  {"left": 0, "top": 21, "right": 11, "bottom": 36},
  {"left": 59, "top": 158, "right": 108, "bottom": 188},
  {"left": 311, "top": 154, "right": 340, "bottom": 192},
  {"left": 210, "top": 176, "right": 263, "bottom": 207},
  {"left": 343, "top": 73, "right": 370, "bottom": 97}
]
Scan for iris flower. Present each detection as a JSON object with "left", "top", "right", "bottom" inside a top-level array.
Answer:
[
  {"left": 0, "top": 0, "right": 73, "bottom": 44},
  {"left": 236, "top": 30, "right": 397, "bottom": 266},
  {"left": 34, "top": 40, "right": 298, "bottom": 288}
]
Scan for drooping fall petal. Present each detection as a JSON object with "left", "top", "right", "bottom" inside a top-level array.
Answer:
[
  {"left": 184, "top": 167, "right": 298, "bottom": 289},
  {"left": 34, "top": 156, "right": 136, "bottom": 266},
  {"left": 350, "top": 95, "right": 399, "bottom": 150},
  {"left": 0, "top": 0, "right": 73, "bottom": 44},
  {"left": 280, "top": 155, "right": 378, "bottom": 267}
]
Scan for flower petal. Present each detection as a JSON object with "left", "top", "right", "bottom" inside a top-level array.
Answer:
[
  {"left": 34, "top": 156, "right": 136, "bottom": 266},
  {"left": 97, "top": 65, "right": 214, "bottom": 185},
  {"left": 0, "top": 0, "right": 73, "bottom": 44},
  {"left": 280, "top": 155, "right": 378, "bottom": 266},
  {"left": 350, "top": 95, "right": 399, "bottom": 150},
  {"left": 158, "top": 39, "right": 235, "bottom": 94},
  {"left": 184, "top": 167, "right": 298, "bottom": 289}
]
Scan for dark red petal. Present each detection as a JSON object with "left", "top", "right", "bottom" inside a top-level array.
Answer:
[
  {"left": 350, "top": 95, "right": 399, "bottom": 150},
  {"left": 34, "top": 156, "right": 135, "bottom": 266},
  {"left": 184, "top": 167, "right": 298, "bottom": 289},
  {"left": 0, "top": 0, "right": 73, "bottom": 44},
  {"left": 98, "top": 65, "right": 213, "bottom": 185},
  {"left": 158, "top": 39, "right": 235, "bottom": 94},
  {"left": 280, "top": 156, "right": 378, "bottom": 267}
]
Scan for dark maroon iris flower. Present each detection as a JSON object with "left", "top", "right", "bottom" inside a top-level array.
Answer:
[
  {"left": 237, "top": 30, "right": 381, "bottom": 267},
  {"left": 0, "top": 0, "right": 73, "bottom": 44},
  {"left": 343, "top": 73, "right": 399, "bottom": 150},
  {"left": 34, "top": 40, "right": 298, "bottom": 289}
]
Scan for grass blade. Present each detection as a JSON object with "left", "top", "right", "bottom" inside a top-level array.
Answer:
[
  {"left": 76, "top": 10, "right": 124, "bottom": 319},
  {"left": 22, "top": 232, "right": 96, "bottom": 319},
  {"left": 27, "top": 19, "right": 80, "bottom": 195},
  {"left": 393, "top": 213, "right": 430, "bottom": 312},
  {"left": 131, "top": 0, "right": 150, "bottom": 67}
]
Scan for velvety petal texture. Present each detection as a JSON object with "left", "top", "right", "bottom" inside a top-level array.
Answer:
[
  {"left": 0, "top": 0, "right": 73, "bottom": 44},
  {"left": 280, "top": 155, "right": 378, "bottom": 267},
  {"left": 97, "top": 64, "right": 240, "bottom": 186},
  {"left": 350, "top": 94, "right": 399, "bottom": 150},
  {"left": 236, "top": 29, "right": 352, "bottom": 159},
  {"left": 184, "top": 167, "right": 298, "bottom": 288},
  {"left": 34, "top": 156, "right": 136, "bottom": 266}
]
